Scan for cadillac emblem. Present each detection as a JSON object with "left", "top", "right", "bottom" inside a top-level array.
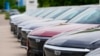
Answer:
[
  {"left": 54, "top": 50, "right": 61, "bottom": 56},
  {"left": 35, "top": 39, "right": 41, "bottom": 42}
]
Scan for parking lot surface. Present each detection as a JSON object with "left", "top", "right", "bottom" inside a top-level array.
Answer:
[{"left": 0, "top": 14, "right": 26, "bottom": 56}]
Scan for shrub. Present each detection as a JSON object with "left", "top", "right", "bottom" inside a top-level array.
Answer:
[
  {"left": 17, "top": 6, "right": 26, "bottom": 13},
  {"left": 12, "top": 6, "right": 26, "bottom": 13},
  {"left": 5, "top": 12, "right": 10, "bottom": 20}
]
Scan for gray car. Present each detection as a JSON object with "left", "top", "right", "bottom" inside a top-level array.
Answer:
[{"left": 85, "top": 48, "right": 100, "bottom": 56}]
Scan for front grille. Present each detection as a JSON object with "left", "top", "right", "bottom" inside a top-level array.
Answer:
[
  {"left": 21, "top": 31, "right": 28, "bottom": 46},
  {"left": 61, "top": 51, "right": 87, "bottom": 56},
  {"left": 17, "top": 27, "right": 22, "bottom": 39},
  {"left": 10, "top": 23, "right": 13, "bottom": 31},
  {"left": 14, "top": 25, "right": 17, "bottom": 35},
  {"left": 28, "top": 37, "right": 47, "bottom": 50},
  {"left": 18, "top": 27, "right": 21, "bottom": 33},
  {"left": 21, "top": 31, "right": 27, "bottom": 39}
]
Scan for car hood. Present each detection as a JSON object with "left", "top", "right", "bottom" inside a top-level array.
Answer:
[
  {"left": 45, "top": 29, "right": 100, "bottom": 49},
  {"left": 12, "top": 16, "right": 39, "bottom": 24},
  {"left": 21, "top": 20, "right": 66, "bottom": 29},
  {"left": 12, "top": 16, "right": 35, "bottom": 25},
  {"left": 18, "top": 18, "right": 53, "bottom": 27},
  {"left": 29, "top": 24, "right": 98, "bottom": 37},
  {"left": 10, "top": 14, "right": 24, "bottom": 20},
  {"left": 11, "top": 15, "right": 30, "bottom": 23}
]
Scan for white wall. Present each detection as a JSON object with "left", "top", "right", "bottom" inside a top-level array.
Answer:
[{"left": 26, "top": 0, "right": 38, "bottom": 11}]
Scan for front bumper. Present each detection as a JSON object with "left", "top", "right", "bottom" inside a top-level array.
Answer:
[
  {"left": 44, "top": 45, "right": 90, "bottom": 56},
  {"left": 27, "top": 36, "right": 49, "bottom": 55},
  {"left": 29, "top": 48, "right": 43, "bottom": 56}
]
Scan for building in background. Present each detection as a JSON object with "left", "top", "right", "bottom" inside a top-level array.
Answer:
[
  {"left": 26, "top": 0, "right": 38, "bottom": 11},
  {"left": 16, "top": 0, "right": 38, "bottom": 11}
]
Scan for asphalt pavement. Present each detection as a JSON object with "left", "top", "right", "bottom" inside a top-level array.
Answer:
[{"left": 0, "top": 14, "right": 26, "bottom": 56}]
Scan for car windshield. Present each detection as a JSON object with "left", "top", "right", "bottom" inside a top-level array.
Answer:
[
  {"left": 31, "top": 9, "right": 46, "bottom": 17},
  {"left": 45, "top": 8, "right": 70, "bottom": 19},
  {"left": 55, "top": 7, "right": 88, "bottom": 21},
  {"left": 37, "top": 8, "right": 56, "bottom": 18},
  {"left": 68, "top": 8, "right": 100, "bottom": 24},
  {"left": 26, "top": 9, "right": 40, "bottom": 16}
]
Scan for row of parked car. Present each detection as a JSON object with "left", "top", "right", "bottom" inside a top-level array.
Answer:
[{"left": 10, "top": 5, "right": 100, "bottom": 56}]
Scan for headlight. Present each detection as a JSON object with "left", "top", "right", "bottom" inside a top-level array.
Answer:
[{"left": 22, "top": 29, "right": 31, "bottom": 33}]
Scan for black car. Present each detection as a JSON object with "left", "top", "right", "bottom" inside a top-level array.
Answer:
[
  {"left": 85, "top": 48, "right": 100, "bottom": 56},
  {"left": 44, "top": 27, "right": 100, "bottom": 56}
]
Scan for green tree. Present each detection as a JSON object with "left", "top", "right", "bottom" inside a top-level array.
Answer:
[
  {"left": 8, "top": 0, "right": 17, "bottom": 8},
  {"left": 0, "top": 0, "right": 5, "bottom": 9},
  {"left": 38, "top": 0, "right": 99, "bottom": 7},
  {"left": 0, "top": 0, "right": 17, "bottom": 9}
]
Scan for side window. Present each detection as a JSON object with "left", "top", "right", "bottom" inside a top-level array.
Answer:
[{"left": 93, "top": 13, "right": 100, "bottom": 24}]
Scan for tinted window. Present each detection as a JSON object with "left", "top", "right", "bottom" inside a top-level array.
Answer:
[
  {"left": 45, "top": 8, "right": 70, "bottom": 19},
  {"left": 32, "top": 9, "right": 45, "bottom": 17},
  {"left": 69, "top": 8, "right": 100, "bottom": 24},
  {"left": 38, "top": 8, "right": 56, "bottom": 18},
  {"left": 56, "top": 7, "right": 88, "bottom": 20},
  {"left": 28, "top": 9, "right": 40, "bottom": 16}
]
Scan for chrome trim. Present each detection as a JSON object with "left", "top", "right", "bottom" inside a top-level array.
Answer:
[
  {"left": 44, "top": 45, "right": 90, "bottom": 52},
  {"left": 18, "top": 25, "right": 23, "bottom": 28},
  {"left": 18, "top": 39, "right": 21, "bottom": 42},
  {"left": 21, "top": 29, "right": 32, "bottom": 33},
  {"left": 27, "top": 35, "right": 50, "bottom": 40},
  {"left": 21, "top": 46, "right": 28, "bottom": 50}
]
